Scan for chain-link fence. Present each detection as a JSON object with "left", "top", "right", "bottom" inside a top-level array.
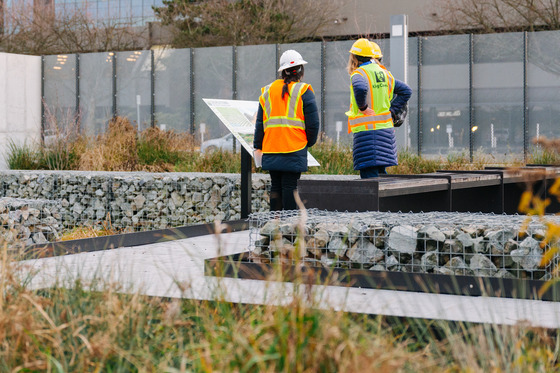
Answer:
[{"left": 248, "top": 210, "right": 559, "bottom": 280}]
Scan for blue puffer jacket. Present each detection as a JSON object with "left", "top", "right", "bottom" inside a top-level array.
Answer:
[
  {"left": 351, "top": 68, "right": 412, "bottom": 170},
  {"left": 353, "top": 128, "right": 398, "bottom": 170},
  {"left": 254, "top": 88, "right": 319, "bottom": 172}
]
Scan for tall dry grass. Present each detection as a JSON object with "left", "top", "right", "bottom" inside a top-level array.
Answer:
[
  {"left": 0, "top": 235, "right": 440, "bottom": 371},
  {"left": 79, "top": 116, "right": 140, "bottom": 171},
  {"left": 1, "top": 114, "right": 552, "bottom": 174},
  {"left": 1, "top": 230, "right": 559, "bottom": 371}
]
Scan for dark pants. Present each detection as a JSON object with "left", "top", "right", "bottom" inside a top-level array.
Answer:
[
  {"left": 269, "top": 170, "right": 302, "bottom": 211},
  {"left": 359, "top": 166, "right": 387, "bottom": 179}
]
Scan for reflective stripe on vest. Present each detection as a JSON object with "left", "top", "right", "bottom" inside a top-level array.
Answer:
[
  {"left": 259, "top": 80, "right": 309, "bottom": 153},
  {"left": 347, "top": 113, "right": 393, "bottom": 132},
  {"left": 347, "top": 63, "right": 395, "bottom": 133},
  {"left": 262, "top": 82, "right": 307, "bottom": 131}
]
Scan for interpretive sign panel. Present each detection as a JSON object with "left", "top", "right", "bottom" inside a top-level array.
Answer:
[{"left": 203, "top": 98, "right": 319, "bottom": 167}]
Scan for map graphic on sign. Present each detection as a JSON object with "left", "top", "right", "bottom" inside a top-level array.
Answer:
[{"left": 203, "top": 98, "right": 320, "bottom": 167}]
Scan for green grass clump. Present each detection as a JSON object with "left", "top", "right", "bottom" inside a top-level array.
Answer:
[
  {"left": 528, "top": 148, "right": 560, "bottom": 166},
  {"left": 308, "top": 141, "right": 357, "bottom": 175},
  {"left": 391, "top": 150, "right": 442, "bottom": 174},
  {"left": 175, "top": 149, "right": 243, "bottom": 173},
  {"left": 137, "top": 126, "right": 196, "bottom": 169},
  {"left": 6, "top": 139, "right": 82, "bottom": 171},
  {"left": 6, "top": 140, "right": 40, "bottom": 170}
]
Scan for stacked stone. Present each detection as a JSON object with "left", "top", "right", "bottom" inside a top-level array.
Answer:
[
  {"left": 1, "top": 172, "right": 56, "bottom": 199},
  {"left": 109, "top": 173, "right": 243, "bottom": 231},
  {"left": 0, "top": 170, "right": 270, "bottom": 233},
  {"left": 0, "top": 197, "right": 62, "bottom": 251},
  {"left": 57, "top": 173, "right": 112, "bottom": 229},
  {"left": 250, "top": 211, "right": 558, "bottom": 281}
]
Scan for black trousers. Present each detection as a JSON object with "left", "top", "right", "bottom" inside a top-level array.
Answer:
[{"left": 268, "top": 170, "right": 302, "bottom": 211}]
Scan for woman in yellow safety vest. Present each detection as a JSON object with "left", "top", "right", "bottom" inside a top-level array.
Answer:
[
  {"left": 253, "top": 50, "right": 320, "bottom": 211},
  {"left": 346, "top": 39, "right": 412, "bottom": 178}
]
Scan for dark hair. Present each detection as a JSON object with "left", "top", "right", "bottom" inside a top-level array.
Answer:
[
  {"left": 356, "top": 55, "right": 371, "bottom": 64},
  {"left": 281, "top": 65, "right": 304, "bottom": 99}
]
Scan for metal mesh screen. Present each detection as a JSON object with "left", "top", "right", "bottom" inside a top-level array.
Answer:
[{"left": 248, "top": 209, "right": 559, "bottom": 280}]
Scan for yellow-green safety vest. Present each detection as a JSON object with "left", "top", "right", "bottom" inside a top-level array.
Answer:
[{"left": 346, "top": 63, "right": 395, "bottom": 133}]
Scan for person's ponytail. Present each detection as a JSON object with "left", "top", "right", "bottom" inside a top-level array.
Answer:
[{"left": 281, "top": 66, "right": 304, "bottom": 99}]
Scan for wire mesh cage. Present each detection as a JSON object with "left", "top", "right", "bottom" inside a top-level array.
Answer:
[
  {"left": 0, "top": 197, "right": 62, "bottom": 251},
  {"left": 248, "top": 209, "right": 560, "bottom": 280},
  {"left": 0, "top": 171, "right": 271, "bottom": 237}
]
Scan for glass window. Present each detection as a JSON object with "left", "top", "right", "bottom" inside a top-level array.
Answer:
[
  {"left": 44, "top": 54, "right": 77, "bottom": 137},
  {"left": 375, "top": 38, "right": 390, "bottom": 69},
  {"left": 193, "top": 46, "right": 233, "bottom": 140},
  {"left": 324, "top": 40, "right": 354, "bottom": 146},
  {"left": 154, "top": 47, "right": 191, "bottom": 133},
  {"left": 407, "top": 37, "right": 418, "bottom": 154},
  {"left": 527, "top": 30, "right": 560, "bottom": 157},
  {"left": 116, "top": 50, "right": 151, "bottom": 132},
  {"left": 79, "top": 52, "right": 114, "bottom": 135},
  {"left": 236, "top": 44, "right": 276, "bottom": 101},
  {"left": 421, "top": 34, "right": 470, "bottom": 157},
  {"left": 473, "top": 32, "right": 524, "bottom": 160}
]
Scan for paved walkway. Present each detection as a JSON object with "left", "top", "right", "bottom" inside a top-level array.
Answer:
[{"left": 20, "top": 230, "right": 560, "bottom": 328}]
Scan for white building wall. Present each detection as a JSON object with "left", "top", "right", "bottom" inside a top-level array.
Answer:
[{"left": 0, "top": 52, "right": 42, "bottom": 170}]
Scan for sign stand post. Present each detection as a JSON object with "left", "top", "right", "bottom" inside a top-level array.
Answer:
[
  {"left": 202, "top": 98, "right": 320, "bottom": 219},
  {"left": 240, "top": 147, "right": 252, "bottom": 218}
]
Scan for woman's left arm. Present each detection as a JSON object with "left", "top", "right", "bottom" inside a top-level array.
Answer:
[
  {"left": 391, "top": 79, "right": 412, "bottom": 114},
  {"left": 302, "top": 89, "right": 320, "bottom": 147}
]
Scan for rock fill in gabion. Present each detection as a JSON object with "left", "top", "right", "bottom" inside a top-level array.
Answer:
[
  {"left": 0, "top": 170, "right": 270, "bottom": 233},
  {"left": 0, "top": 197, "right": 62, "bottom": 252},
  {"left": 248, "top": 210, "right": 560, "bottom": 281}
]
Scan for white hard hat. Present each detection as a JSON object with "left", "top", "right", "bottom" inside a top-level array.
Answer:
[{"left": 278, "top": 50, "right": 307, "bottom": 72}]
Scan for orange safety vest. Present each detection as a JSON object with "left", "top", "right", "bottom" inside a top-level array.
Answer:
[{"left": 259, "top": 80, "right": 311, "bottom": 153}]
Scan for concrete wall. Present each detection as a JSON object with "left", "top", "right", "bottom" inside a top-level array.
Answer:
[{"left": 0, "top": 53, "right": 42, "bottom": 170}]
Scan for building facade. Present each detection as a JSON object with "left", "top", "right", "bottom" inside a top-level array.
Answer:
[
  {"left": 1, "top": 0, "right": 441, "bottom": 33},
  {"left": 1, "top": 0, "right": 165, "bottom": 27}
]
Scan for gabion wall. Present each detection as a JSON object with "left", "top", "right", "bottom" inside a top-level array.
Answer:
[
  {"left": 0, "top": 171, "right": 270, "bottom": 232},
  {"left": 0, "top": 197, "right": 62, "bottom": 250},
  {"left": 249, "top": 210, "right": 560, "bottom": 281}
]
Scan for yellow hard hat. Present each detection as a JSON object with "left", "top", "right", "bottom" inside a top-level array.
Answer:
[
  {"left": 349, "top": 38, "right": 375, "bottom": 57},
  {"left": 370, "top": 41, "right": 383, "bottom": 59}
]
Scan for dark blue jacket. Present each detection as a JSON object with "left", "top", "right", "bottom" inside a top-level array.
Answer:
[
  {"left": 254, "top": 88, "right": 319, "bottom": 172},
  {"left": 351, "top": 63, "right": 412, "bottom": 170}
]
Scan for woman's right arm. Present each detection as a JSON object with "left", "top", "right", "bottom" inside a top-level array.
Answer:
[{"left": 351, "top": 74, "right": 369, "bottom": 111}]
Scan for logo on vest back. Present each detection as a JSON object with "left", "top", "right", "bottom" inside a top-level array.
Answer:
[{"left": 375, "top": 71, "right": 386, "bottom": 83}]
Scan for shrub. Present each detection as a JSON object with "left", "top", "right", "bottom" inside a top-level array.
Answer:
[{"left": 79, "top": 116, "right": 139, "bottom": 171}]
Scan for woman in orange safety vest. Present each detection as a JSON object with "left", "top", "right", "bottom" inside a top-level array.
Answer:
[{"left": 253, "top": 50, "right": 320, "bottom": 211}]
